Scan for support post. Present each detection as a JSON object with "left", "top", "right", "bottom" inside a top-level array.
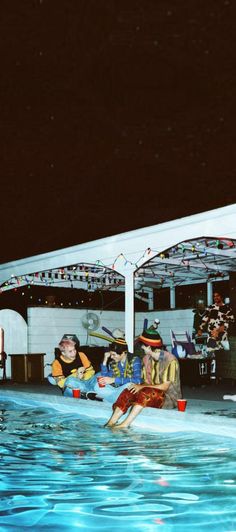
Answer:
[
  {"left": 207, "top": 282, "right": 213, "bottom": 305},
  {"left": 170, "top": 285, "right": 176, "bottom": 309},
  {"left": 147, "top": 289, "right": 154, "bottom": 310},
  {"left": 124, "top": 269, "right": 135, "bottom": 353}
]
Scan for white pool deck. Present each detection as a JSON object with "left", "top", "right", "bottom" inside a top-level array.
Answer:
[{"left": 1, "top": 384, "right": 236, "bottom": 440}]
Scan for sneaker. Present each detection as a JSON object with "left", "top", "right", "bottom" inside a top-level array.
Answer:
[
  {"left": 80, "top": 392, "right": 88, "bottom": 400},
  {"left": 86, "top": 392, "right": 103, "bottom": 402}
]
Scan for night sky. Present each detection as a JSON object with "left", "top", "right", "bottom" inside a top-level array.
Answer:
[{"left": 1, "top": 0, "right": 236, "bottom": 263}]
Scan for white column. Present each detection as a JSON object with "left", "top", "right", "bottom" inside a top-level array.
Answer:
[
  {"left": 147, "top": 289, "right": 154, "bottom": 310},
  {"left": 170, "top": 285, "right": 175, "bottom": 309},
  {"left": 207, "top": 282, "right": 213, "bottom": 305},
  {"left": 124, "top": 269, "right": 135, "bottom": 353},
  {"left": 0, "top": 328, "right": 4, "bottom": 353}
]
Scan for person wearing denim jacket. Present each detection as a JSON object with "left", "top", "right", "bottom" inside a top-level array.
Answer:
[{"left": 94, "top": 338, "right": 142, "bottom": 403}]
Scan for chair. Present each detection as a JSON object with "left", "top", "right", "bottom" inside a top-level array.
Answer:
[
  {"left": 170, "top": 330, "right": 196, "bottom": 356},
  {"left": 0, "top": 352, "right": 7, "bottom": 381}
]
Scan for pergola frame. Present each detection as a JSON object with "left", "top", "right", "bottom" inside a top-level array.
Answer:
[{"left": 1, "top": 204, "right": 236, "bottom": 351}]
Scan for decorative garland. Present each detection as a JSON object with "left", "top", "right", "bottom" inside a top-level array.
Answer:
[{"left": 0, "top": 237, "right": 234, "bottom": 293}]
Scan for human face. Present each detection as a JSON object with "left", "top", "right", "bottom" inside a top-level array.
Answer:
[
  {"left": 141, "top": 344, "right": 161, "bottom": 360},
  {"left": 197, "top": 302, "right": 205, "bottom": 313},
  {"left": 110, "top": 350, "right": 126, "bottom": 363},
  {"left": 213, "top": 292, "right": 223, "bottom": 306},
  {"left": 62, "top": 346, "right": 76, "bottom": 360}
]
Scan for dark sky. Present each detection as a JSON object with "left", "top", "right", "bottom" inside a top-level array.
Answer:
[{"left": 1, "top": 0, "right": 236, "bottom": 263}]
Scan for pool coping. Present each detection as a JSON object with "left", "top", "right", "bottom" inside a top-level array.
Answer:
[{"left": 1, "top": 390, "right": 236, "bottom": 440}]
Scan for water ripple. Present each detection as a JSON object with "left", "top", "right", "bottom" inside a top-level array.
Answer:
[{"left": 0, "top": 400, "right": 236, "bottom": 530}]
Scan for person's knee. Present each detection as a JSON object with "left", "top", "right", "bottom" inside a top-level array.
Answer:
[
  {"left": 65, "top": 376, "right": 80, "bottom": 387},
  {"left": 93, "top": 381, "right": 101, "bottom": 394},
  {"left": 63, "top": 387, "right": 73, "bottom": 397},
  {"left": 48, "top": 375, "right": 57, "bottom": 385}
]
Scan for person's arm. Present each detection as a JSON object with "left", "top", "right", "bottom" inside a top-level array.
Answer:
[
  {"left": 128, "top": 358, "right": 177, "bottom": 393},
  {"left": 83, "top": 365, "right": 95, "bottom": 380},
  {"left": 198, "top": 309, "right": 210, "bottom": 335},
  {"left": 79, "top": 352, "right": 95, "bottom": 380},
  {"left": 100, "top": 352, "right": 113, "bottom": 376},
  {"left": 212, "top": 308, "right": 235, "bottom": 338},
  {"left": 226, "top": 307, "right": 235, "bottom": 325},
  {"left": 165, "top": 359, "right": 178, "bottom": 383},
  {"left": 128, "top": 381, "right": 170, "bottom": 394},
  {"left": 51, "top": 359, "right": 66, "bottom": 388}
]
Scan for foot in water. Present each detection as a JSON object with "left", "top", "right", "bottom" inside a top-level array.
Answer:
[{"left": 112, "top": 423, "right": 130, "bottom": 430}]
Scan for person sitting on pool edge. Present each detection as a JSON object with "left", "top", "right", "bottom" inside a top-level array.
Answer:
[
  {"left": 48, "top": 335, "right": 96, "bottom": 397},
  {"left": 93, "top": 337, "right": 142, "bottom": 403},
  {"left": 105, "top": 329, "right": 182, "bottom": 429}
]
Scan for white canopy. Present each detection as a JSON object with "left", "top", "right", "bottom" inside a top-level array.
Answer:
[{"left": 1, "top": 203, "right": 236, "bottom": 350}]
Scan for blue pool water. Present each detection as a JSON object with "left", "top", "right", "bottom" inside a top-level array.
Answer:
[{"left": 0, "top": 398, "right": 236, "bottom": 531}]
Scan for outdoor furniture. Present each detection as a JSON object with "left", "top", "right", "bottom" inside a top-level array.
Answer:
[
  {"left": 9, "top": 353, "right": 46, "bottom": 383},
  {"left": 215, "top": 337, "right": 236, "bottom": 383},
  {"left": 170, "top": 329, "right": 196, "bottom": 356},
  {"left": 0, "top": 352, "right": 7, "bottom": 381},
  {"left": 179, "top": 356, "right": 211, "bottom": 386}
]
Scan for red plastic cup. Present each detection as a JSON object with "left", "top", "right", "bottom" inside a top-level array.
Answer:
[
  {"left": 73, "top": 389, "right": 81, "bottom": 398},
  {"left": 177, "top": 399, "right": 187, "bottom": 412},
  {"left": 97, "top": 377, "right": 105, "bottom": 388}
]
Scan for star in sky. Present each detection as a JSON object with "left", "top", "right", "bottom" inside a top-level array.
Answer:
[{"left": 0, "top": 1, "right": 235, "bottom": 261}]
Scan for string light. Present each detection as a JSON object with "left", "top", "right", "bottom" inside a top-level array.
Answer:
[{"left": 1, "top": 237, "right": 235, "bottom": 296}]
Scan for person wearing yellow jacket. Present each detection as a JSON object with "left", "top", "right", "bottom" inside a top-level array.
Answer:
[{"left": 48, "top": 335, "right": 95, "bottom": 396}]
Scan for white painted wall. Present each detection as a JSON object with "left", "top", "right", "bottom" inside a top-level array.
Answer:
[
  {"left": 27, "top": 306, "right": 194, "bottom": 377},
  {"left": 135, "top": 309, "right": 194, "bottom": 350},
  {"left": 27, "top": 307, "right": 126, "bottom": 376},
  {"left": 0, "top": 309, "right": 27, "bottom": 379},
  {"left": 0, "top": 306, "right": 195, "bottom": 379}
]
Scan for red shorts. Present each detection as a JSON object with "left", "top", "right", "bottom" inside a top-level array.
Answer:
[{"left": 113, "top": 387, "right": 165, "bottom": 413}]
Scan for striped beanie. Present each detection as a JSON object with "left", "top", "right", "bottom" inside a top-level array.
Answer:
[
  {"left": 109, "top": 337, "right": 128, "bottom": 351},
  {"left": 138, "top": 329, "right": 162, "bottom": 348},
  {"left": 112, "top": 337, "right": 127, "bottom": 347}
]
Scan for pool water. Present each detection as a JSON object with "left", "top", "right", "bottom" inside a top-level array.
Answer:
[{"left": 0, "top": 399, "right": 236, "bottom": 531}]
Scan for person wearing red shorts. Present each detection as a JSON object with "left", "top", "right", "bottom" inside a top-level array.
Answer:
[{"left": 105, "top": 329, "right": 182, "bottom": 429}]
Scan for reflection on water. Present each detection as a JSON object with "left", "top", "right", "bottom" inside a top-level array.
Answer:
[{"left": 0, "top": 400, "right": 236, "bottom": 531}]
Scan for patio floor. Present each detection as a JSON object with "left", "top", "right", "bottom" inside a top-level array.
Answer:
[{"left": 1, "top": 377, "right": 235, "bottom": 401}]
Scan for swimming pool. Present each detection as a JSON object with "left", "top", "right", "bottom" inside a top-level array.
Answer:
[{"left": 0, "top": 397, "right": 236, "bottom": 531}]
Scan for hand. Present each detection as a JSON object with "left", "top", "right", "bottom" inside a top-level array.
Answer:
[
  {"left": 99, "top": 376, "right": 115, "bottom": 385},
  {"left": 128, "top": 383, "right": 143, "bottom": 394},
  {"left": 211, "top": 328, "right": 219, "bottom": 338},
  {"left": 77, "top": 367, "right": 86, "bottom": 379},
  {"left": 197, "top": 329, "right": 202, "bottom": 337},
  {"left": 103, "top": 352, "right": 111, "bottom": 364}
]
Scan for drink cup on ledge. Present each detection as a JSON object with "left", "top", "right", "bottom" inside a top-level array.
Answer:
[
  {"left": 72, "top": 389, "right": 81, "bottom": 398},
  {"left": 97, "top": 377, "right": 105, "bottom": 388},
  {"left": 177, "top": 399, "right": 187, "bottom": 412}
]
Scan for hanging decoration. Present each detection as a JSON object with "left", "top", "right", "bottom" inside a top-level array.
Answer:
[{"left": 0, "top": 237, "right": 235, "bottom": 294}]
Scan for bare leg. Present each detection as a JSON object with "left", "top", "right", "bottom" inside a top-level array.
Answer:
[
  {"left": 104, "top": 407, "right": 124, "bottom": 427},
  {"left": 114, "top": 404, "right": 144, "bottom": 429}
]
